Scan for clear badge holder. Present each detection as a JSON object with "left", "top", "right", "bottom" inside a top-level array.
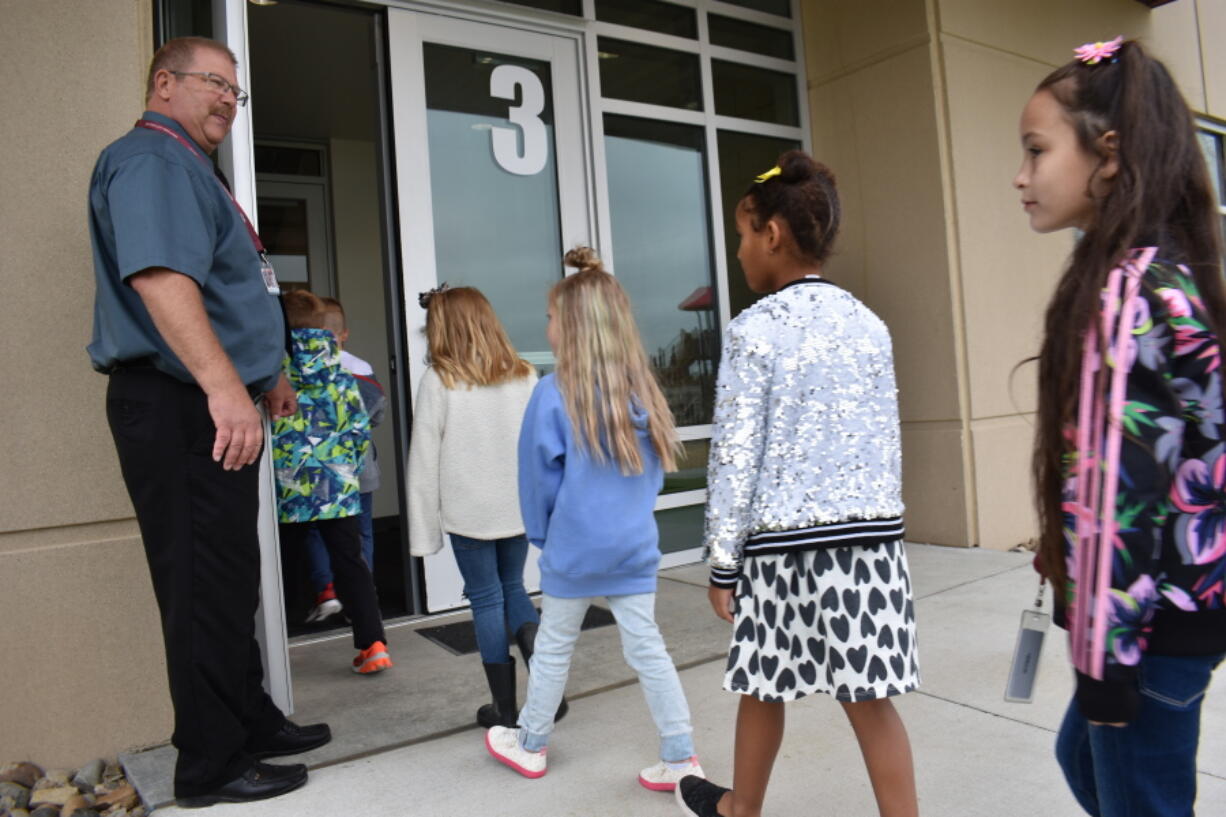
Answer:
[{"left": 1004, "top": 578, "right": 1049, "bottom": 703}]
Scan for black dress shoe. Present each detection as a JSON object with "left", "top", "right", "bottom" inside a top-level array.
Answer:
[
  {"left": 248, "top": 720, "right": 332, "bottom": 759},
  {"left": 176, "top": 761, "right": 307, "bottom": 808}
]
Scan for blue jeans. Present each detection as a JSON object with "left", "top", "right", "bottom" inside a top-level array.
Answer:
[
  {"left": 518, "top": 592, "right": 694, "bottom": 761},
  {"left": 449, "top": 534, "right": 538, "bottom": 664},
  {"left": 306, "top": 492, "right": 374, "bottom": 592},
  {"left": 1056, "top": 652, "right": 1224, "bottom": 816}
]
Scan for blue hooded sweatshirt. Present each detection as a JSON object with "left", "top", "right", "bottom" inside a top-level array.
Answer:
[{"left": 517, "top": 374, "right": 664, "bottom": 598}]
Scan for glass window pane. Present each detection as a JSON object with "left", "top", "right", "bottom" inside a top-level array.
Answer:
[
  {"left": 664, "top": 439, "right": 710, "bottom": 494},
  {"left": 604, "top": 115, "right": 718, "bottom": 428},
  {"left": 598, "top": 37, "right": 703, "bottom": 111},
  {"left": 717, "top": 130, "right": 801, "bottom": 317},
  {"left": 708, "top": 13, "right": 794, "bottom": 60},
  {"left": 423, "top": 43, "right": 563, "bottom": 358},
  {"left": 596, "top": 0, "right": 697, "bottom": 38},
  {"left": 716, "top": 0, "right": 791, "bottom": 17},
  {"left": 713, "top": 59, "right": 799, "bottom": 125},
  {"left": 1199, "top": 130, "right": 1225, "bottom": 207},
  {"left": 656, "top": 503, "right": 705, "bottom": 554},
  {"left": 254, "top": 145, "right": 323, "bottom": 177},
  {"left": 495, "top": 0, "right": 582, "bottom": 14}
]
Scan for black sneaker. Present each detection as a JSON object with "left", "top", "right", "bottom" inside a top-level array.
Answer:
[{"left": 675, "top": 774, "right": 731, "bottom": 817}]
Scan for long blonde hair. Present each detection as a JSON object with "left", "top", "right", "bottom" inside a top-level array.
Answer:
[
  {"left": 424, "top": 287, "right": 533, "bottom": 389},
  {"left": 550, "top": 247, "right": 680, "bottom": 474}
]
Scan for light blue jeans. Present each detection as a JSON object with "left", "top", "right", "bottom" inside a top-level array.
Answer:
[{"left": 518, "top": 592, "right": 694, "bottom": 761}]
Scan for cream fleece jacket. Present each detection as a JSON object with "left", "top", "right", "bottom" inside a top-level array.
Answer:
[{"left": 407, "top": 366, "right": 537, "bottom": 556}]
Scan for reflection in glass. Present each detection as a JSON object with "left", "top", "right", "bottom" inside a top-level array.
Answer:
[
  {"left": 597, "top": 38, "right": 703, "bottom": 111},
  {"left": 717, "top": 130, "right": 801, "bottom": 317},
  {"left": 423, "top": 44, "right": 563, "bottom": 358},
  {"left": 1199, "top": 131, "right": 1224, "bottom": 207},
  {"left": 604, "top": 115, "right": 718, "bottom": 428},
  {"left": 713, "top": 59, "right": 799, "bottom": 125},
  {"left": 663, "top": 438, "right": 710, "bottom": 494},
  {"left": 596, "top": 0, "right": 697, "bottom": 39},
  {"left": 656, "top": 504, "right": 705, "bottom": 554},
  {"left": 709, "top": 13, "right": 794, "bottom": 60},
  {"left": 717, "top": 0, "right": 791, "bottom": 17},
  {"left": 498, "top": 0, "right": 582, "bottom": 14}
]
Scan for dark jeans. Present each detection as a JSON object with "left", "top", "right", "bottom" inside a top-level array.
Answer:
[
  {"left": 106, "top": 367, "right": 285, "bottom": 798},
  {"left": 304, "top": 491, "right": 374, "bottom": 592},
  {"left": 449, "top": 534, "right": 538, "bottom": 663},
  {"left": 1056, "top": 652, "right": 1225, "bottom": 816},
  {"left": 279, "top": 516, "right": 385, "bottom": 649}
]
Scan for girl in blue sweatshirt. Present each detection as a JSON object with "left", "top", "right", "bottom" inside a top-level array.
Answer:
[{"left": 484, "top": 247, "right": 702, "bottom": 792}]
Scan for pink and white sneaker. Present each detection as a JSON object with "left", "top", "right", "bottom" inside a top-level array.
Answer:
[
  {"left": 485, "top": 725, "right": 547, "bottom": 779},
  {"left": 638, "top": 756, "right": 704, "bottom": 791}
]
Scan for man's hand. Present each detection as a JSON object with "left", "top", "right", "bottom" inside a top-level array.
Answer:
[
  {"left": 264, "top": 373, "right": 298, "bottom": 419},
  {"left": 129, "top": 268, "right": 265, "bottom": 470},
  {"left": 708, "top": 585, "right": 735, "bottom": 623},
  {"left": 209, "top": 384, "right": 264, "bottom": 470}
]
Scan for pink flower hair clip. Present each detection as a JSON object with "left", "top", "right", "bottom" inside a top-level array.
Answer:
[{"left": 1075, "top": 36, "right": 1124, "bottom": 66}]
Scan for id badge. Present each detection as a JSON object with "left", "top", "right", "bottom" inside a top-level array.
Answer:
[
  {"left": 1004, "top": 608, "right": 1050, "bottom": 703},
  {"left": 260, "top": 254, "right": 280, "bottom": 295}
]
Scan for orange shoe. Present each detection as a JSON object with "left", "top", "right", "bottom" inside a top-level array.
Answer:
[{"left": 352, "top": 641, "right": 393, "bottom": 674}]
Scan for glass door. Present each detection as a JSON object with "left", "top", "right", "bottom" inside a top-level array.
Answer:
[{"left": 388, "top": 9, "right": 593, "bottom": 611}]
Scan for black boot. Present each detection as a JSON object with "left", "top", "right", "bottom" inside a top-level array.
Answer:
[
  {"left": 516, "top": 622, "right": 569, "bottom": 722},
  {"left": 478, "top": 658, "right": 518, "bottom": 728}
]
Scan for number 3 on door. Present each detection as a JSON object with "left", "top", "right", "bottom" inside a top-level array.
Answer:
[{"left": 490, "top": 64, "right": 548, "bottom": 176}]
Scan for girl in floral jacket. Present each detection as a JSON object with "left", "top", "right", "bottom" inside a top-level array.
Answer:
[{"left": 1015, "top": 37, "right": 1226, "bottom": 815}]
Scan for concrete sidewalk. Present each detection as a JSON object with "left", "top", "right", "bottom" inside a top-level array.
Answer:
[{"left": 148, "top": 544, "right": 1226, "bottom": 816}]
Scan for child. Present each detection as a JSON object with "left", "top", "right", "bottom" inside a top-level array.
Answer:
[
  {"left": 1014, "top": 38, "right": 1226, "bottom": 815},
  {"left": 302, "top": 296, "right": 387, "bottom": 624},
  {"left": 407, "top": 285, "right": 565, "bottom": 727},
  {"left": 274, "top": 289, "right": 392, "bottom": 674},
  {"left": 484, "top": 248, "right": 702, "bottom": 790},
  {"left": 676, "top": 152, "right": 919, "bottom": 817}
]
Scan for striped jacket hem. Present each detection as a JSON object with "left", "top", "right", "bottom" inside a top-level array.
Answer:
[{"left": 708, "top": 516, "right": 906, "bottom": 588}]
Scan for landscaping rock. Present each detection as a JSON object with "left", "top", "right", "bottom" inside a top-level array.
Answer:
[
  {"left": 70, "top": 763, "right": 103, "bottom": 795},
  {"left": 58, "top": 793, "right": 94, "bottom": 817},
  {"left": 0, "top": 782, "right": 30, "bottom": 810},
  {"left": 0, "top": 765, "right": 42, "bottom": 789},
  {"left": 26, "top": 788, "right": 75, "bottom": 810},
  {"left": 31, "top": 773, "right": 69, "bottom": 792},
  {"left": 91, "top": 786, "right": 134, "bottom": 814},
  {"left": 29, "top": 807, "right": 59, "bottom": 817}
]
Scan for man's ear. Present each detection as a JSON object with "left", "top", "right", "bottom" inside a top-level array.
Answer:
[
  {"left": 152, "top": 69, "right": 175, "bottom": 101},
  {"left": 1098, "top": 130, "right": 1120, "bottom": 181}
]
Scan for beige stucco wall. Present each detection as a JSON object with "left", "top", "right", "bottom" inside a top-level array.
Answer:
[
  {"left": 804, "top": 0, "right": 1224, "bottom": 550},
  {"left": 803, "top": 0, "right": 973, "bottom": 547},
  {"left": 0, "top": 0, "right": 172, "bottom": 766}
]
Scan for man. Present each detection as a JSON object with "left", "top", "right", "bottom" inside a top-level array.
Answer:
[{"left": 87, "top": 37, "right": 330, "bottom": 808}]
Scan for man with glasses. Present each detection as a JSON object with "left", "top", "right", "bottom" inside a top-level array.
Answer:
[{"left": 87, "top": 36, "right": 329, "bottom": 807}]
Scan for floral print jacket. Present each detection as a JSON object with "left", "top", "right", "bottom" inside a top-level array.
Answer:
[
  {"left": 1063, "top": 246, "right": 1226, "bottom": 722},
  {"left": 273, "top": 328, "right": 371, "bottom": 523}
]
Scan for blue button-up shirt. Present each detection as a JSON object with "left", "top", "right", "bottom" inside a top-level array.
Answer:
[{"left": 87, "top": 110, "right": 284, "bottom": 392}]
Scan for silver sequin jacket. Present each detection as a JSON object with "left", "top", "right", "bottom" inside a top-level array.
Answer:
[{"left": 703, "top": 279, "right": 905, "bottom": 587}]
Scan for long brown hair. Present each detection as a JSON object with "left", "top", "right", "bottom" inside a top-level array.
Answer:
[
  {"left": 1032, "top": 40, "right": 1225, "bottom": 594},
  {"left": 550, "top": 247, "right": 681, "bottom": 474},
  {"left": 424, "top": 287, "right": 533, "bottom": 389}
]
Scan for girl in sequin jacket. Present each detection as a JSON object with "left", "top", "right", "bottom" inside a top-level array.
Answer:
[
  {"left": 1016, "top": 38, "right": 1226, "bottom": 814},
  {"left": 677, "top": 152, "right": 919, "bottom": 817}
]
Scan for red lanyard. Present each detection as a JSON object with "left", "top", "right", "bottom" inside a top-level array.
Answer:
[{"left": 134, "top": 119, "right": 266, "bottom": 255}]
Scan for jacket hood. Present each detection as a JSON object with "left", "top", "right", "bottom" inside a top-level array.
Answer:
[{"left": 290, "top": 328, "right": 342, "bottom": 387}]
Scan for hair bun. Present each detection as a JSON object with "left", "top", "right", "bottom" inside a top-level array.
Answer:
[
  {"left": 564, "top": 246, "right": 604, "bottom": 274},
  {"left": 776, "top": 150, "right": 836, "bottom": 188}
]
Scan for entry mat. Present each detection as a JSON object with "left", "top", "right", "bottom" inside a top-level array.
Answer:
[{"left": 416, "top": 604, "right": 616, "bottom": 656}]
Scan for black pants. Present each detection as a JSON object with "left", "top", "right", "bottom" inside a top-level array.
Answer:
[
  {"left": 106, "top": 367, "right": 285, "bottom": 798},
  {"left": 279, "top": 517, "right": 386, "bottom": 649}
]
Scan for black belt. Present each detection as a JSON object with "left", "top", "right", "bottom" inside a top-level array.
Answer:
[{"left": 110, "top": 358, "right": 265, "bottom": 400}]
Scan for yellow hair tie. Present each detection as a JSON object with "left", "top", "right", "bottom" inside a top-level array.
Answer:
[{"left": 754, "top": 166, "right": 782, "bottom": 183}]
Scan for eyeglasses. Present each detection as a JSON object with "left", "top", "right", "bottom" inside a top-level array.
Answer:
[{"left": 171, "top": 71, "right": 249, "bottom": 106}]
